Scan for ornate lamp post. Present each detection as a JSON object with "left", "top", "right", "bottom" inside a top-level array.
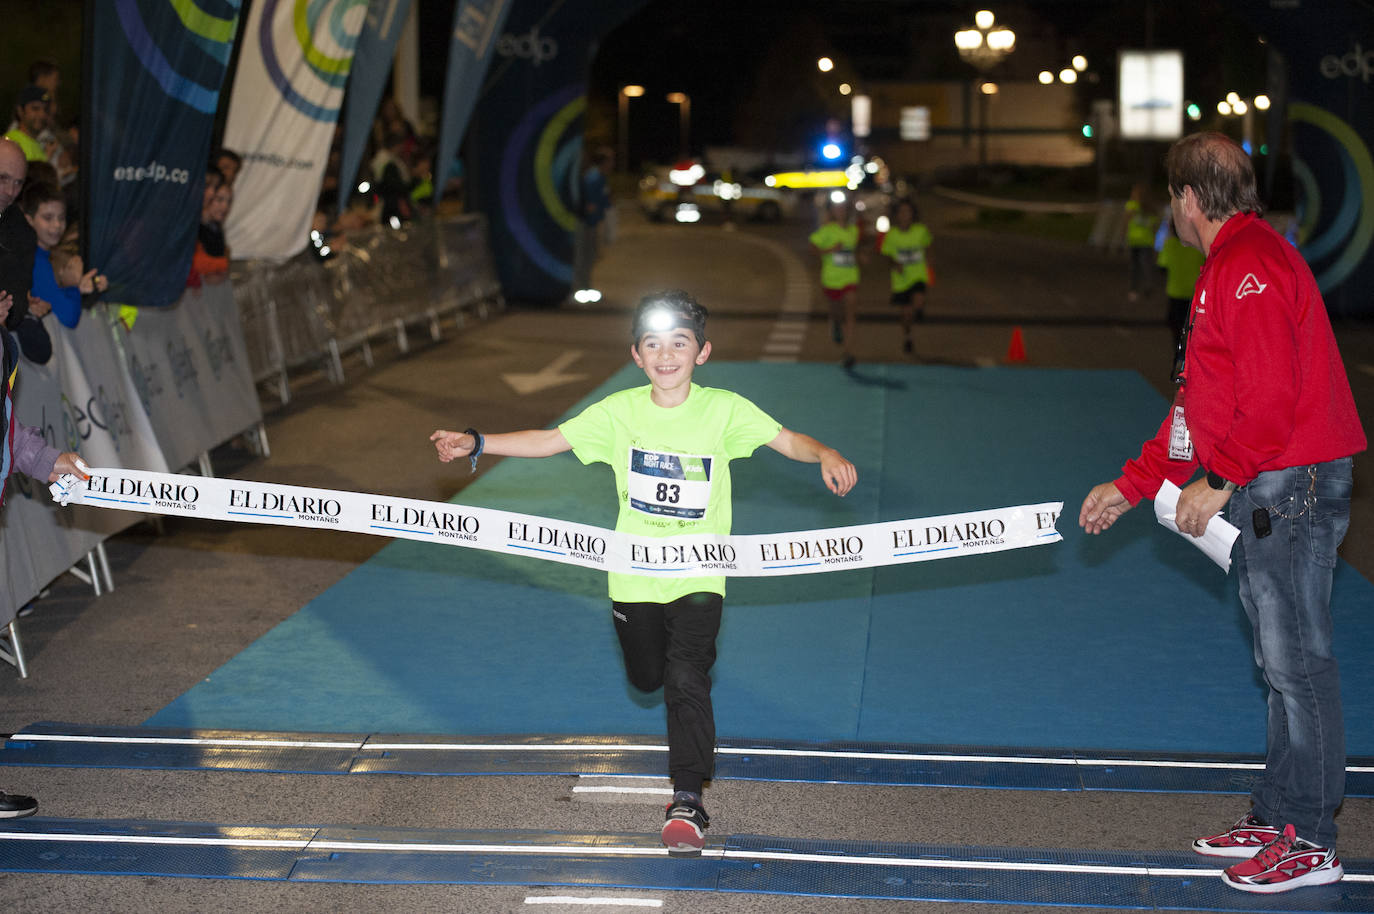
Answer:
[{"left": 954, "top": 10, "right": 1016, "bottom": 172}]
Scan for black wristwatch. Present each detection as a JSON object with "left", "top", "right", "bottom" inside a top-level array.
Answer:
[{"left": 1206, "top": 470, "right": 1237, "bottom": 493}]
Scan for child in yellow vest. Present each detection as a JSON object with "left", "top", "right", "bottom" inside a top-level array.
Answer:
[
  {"left": 808, "top": 197, "right": 863, "bottom": 368},
  {"left": 1124, "top": 183, "right": 1161, "bottom": 302},
  {"left": 879, "top": 198, "right": 933, "bottom": 356}
]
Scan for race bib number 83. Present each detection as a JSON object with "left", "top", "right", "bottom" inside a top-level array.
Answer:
[{"left": 628, "top": 447, "right": 713, "bottom": 519}]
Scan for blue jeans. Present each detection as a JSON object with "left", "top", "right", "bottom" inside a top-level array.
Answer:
[{"left": 1228, "top": 457, "right": 1352, "bottom": 847}]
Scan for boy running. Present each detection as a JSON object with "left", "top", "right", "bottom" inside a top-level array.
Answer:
[
  {"left": 430, "top": 290, "right": 856, "bottom": 855},
  {"left": 809, "top": 197, "right": 863, "bottom": 368},
  {"left": 879, "top": 198, "right": 932, "bottom": 356}
]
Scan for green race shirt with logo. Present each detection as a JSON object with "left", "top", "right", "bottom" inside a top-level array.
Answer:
[
  {"left": 809, "top": 222, "right": 860, "bottom": 289},
  {"left": 880, "top": 223, "right": 933, "bottom": 291},
  {"left": 559, "top": 383, "right": 781, "bottom": 603}
]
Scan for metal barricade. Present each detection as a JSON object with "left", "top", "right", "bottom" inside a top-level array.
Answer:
[{"left": 233, "top": 213, "right": 504, "bottom": 404}]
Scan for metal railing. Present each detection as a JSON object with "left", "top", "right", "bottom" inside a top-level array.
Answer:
[{"left": 234, "top": 213, "right": 505, "bottom": 403}]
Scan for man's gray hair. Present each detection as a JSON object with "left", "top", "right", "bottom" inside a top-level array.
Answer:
[{"left": 1166, "top": 132, "right": 1263, "bottom": 221}]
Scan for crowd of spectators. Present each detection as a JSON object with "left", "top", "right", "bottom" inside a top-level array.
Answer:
[
  {"left": 1, "top": 59, "right": 100, "bottom": 356},
  {"left": 3, "top": 51, "right": 456, "bottom": 328},
  {"left": 310, "top": 96, "right": 463, "bottom": 259},
  {"left": 4, "top": 59, "right": 77, "bottom": 191}
]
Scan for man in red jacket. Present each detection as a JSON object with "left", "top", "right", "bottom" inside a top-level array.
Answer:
[{"left": 1080, "top": 132, "right": 1365, "bottom": 894}]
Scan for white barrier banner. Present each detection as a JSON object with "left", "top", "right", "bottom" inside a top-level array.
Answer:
[
  {"left": 223, "top": 0, "right": 363, "bottom": 261},
  {"left": 52, "top": 468, "right": 1062, "bottom": 578}
]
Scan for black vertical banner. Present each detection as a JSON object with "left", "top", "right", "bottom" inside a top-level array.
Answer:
[
  {"left": 466, "top": 0, "right": 647, "bottom": 304},
  {"left": 82, "top": 0, "right": 241, "bottom": 308},
  {"left": 1236, "top": 0, "right": 1374, "bottom": 316}
]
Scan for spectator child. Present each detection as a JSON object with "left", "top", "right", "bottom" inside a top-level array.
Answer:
[
  {"left": 188, "top": 181, "right": 232, "bottom": 287},
  {"left": 20, "top": 181, "right": 105, "bottom": 328}
]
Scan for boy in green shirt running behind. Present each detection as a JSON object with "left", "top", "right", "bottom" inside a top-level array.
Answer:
[
  {"left": 430, "top": 290, "right": 857, "bottom": 855},
  {"left": 809, "top": 197, "right": 864, "bottom": 368},
  {"left": 879, "top": 198, "right": 933, "bottom": 356}
]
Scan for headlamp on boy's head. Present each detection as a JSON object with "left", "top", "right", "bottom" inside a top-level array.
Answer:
[
  {"left": 632, "top": 291, "right": 708, "bottom": 348},
  {"left": 643, "top": 307, "right": 678, "bottom": 333}
]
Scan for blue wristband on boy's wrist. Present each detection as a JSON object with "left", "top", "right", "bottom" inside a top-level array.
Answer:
[{"left": 464, "top": 428, "right": 484, "bottom": 474}]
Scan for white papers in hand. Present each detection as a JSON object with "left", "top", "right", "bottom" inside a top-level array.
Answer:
[{"left": 1154, "top": 480, "right": 1240, "bottom": 573}]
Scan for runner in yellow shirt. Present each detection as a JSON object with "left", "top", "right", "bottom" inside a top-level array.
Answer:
[
  {"left": 808, "top": 197, "right": 864, "bottom": 368},
  {"left": 1124, "top": 183, "right": 1161, "bottom": 302},
  {"left": 430, "top": 290, "right": 856, "bottom": 856},
  {"left": 879, "top": 198, "right": 933, "bottom": 357},
  {"left": 1157, "top": 217, "right": 1205, "bottom": 352}
]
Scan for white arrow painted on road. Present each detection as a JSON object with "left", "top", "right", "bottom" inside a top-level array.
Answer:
[{"left": 503, "top": 351, "right": 585, "bottom": 395}]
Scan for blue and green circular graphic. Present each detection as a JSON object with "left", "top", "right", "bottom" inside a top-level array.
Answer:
[
  {"left": 500, "top": 84, "right": 588, "bottom": 282},
  {"left": 1290, "top": 102, "right": 1374, "bottom": 293},
  {"left": 115, "top": 0, "right": 241, "bottom": 114},
  {"left": 259, "top": 0, "right": 368, "bottom": 122}
]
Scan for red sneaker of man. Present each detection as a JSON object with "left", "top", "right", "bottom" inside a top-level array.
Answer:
[
  {"left": 1221, "top": 824, "right": 1344, "bottom": 893},
  {"left": 1192, "top": 812, "right": 1280, "bottom": 857}
]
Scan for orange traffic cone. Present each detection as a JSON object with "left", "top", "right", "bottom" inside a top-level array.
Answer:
[{"left": 1005, "top": 326, "right": 1027, "bottom": 363}]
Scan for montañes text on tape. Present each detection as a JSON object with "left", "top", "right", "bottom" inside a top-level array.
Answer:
[{"left": 53, "top": 469, "right": 1062, "bottom": 577}]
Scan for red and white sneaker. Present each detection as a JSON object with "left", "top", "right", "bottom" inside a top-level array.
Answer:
[
  {"left": 1193, "top": 812, "right": 1281, "bottom": 857},
  {"left": 1222, "top": 824, "right": 1344, "bottom": 893},
  {"left": 661, "top": 800, "right": 709, "bottom": 857}
]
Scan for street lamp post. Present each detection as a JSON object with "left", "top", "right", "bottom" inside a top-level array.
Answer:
[
  {"left": 954, "top": 10, "right": 1016, "bottom": 175},
  {"left": 1218, "top": 93, "right": 1270, "bottom": 153},
  {"left": 666, "top": 92, "right": 691, "bottom": 159},
  {"left": 618, "top": 84, "right": 644, "bottom": 173}
]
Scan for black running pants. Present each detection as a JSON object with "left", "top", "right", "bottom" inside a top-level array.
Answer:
[{"left": 611, "top": 592, "right": 723, "bottom": 793}]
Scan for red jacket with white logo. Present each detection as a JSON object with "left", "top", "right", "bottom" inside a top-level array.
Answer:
[{"left": 1116, "top": 211, "right": 1366, "bottom": 504}]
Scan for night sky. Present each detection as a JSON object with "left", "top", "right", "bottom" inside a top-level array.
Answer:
[{"left": 418, "top": 0, "right": 1263, "bottom": 167}]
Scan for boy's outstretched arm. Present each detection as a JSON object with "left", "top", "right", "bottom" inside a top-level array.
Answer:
[
  {"left": 431, "top": 427, "right": 571, "bottom": 463},
  {"left": 766, "top": 428, "right": 857, "bottom": 496}
]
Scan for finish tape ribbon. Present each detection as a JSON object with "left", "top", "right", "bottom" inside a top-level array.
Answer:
[{"left": 51, "top": 468, "right": 1063, "bottom": 578}]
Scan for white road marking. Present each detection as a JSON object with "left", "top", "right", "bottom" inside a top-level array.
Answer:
[{"left": 524, "top": 897, "right": 663, "bottom": 908}]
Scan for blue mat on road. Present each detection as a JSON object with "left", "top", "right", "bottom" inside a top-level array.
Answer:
[{"left": 148, "top": 363, "right": 1374, "bottom": 756}]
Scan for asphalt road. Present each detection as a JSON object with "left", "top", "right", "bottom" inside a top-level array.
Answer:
[{"left": 2, "top": 197, "right": 1371, "bottom": 913}]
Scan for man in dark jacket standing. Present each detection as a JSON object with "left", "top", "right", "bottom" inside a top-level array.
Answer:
[{"left": 1, "top": 136, "right": 88, "bottom": 818}]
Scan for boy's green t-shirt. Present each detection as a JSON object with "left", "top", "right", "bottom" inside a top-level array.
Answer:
[
  {"left": 808, "top": 222, "right": 860, "bottom": 289},
  {"left": 559, "top": 383, "right": 782, "bottom": 603},
  {"left": 880, "top": 223, "right": 933, "bottom": 291}
]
